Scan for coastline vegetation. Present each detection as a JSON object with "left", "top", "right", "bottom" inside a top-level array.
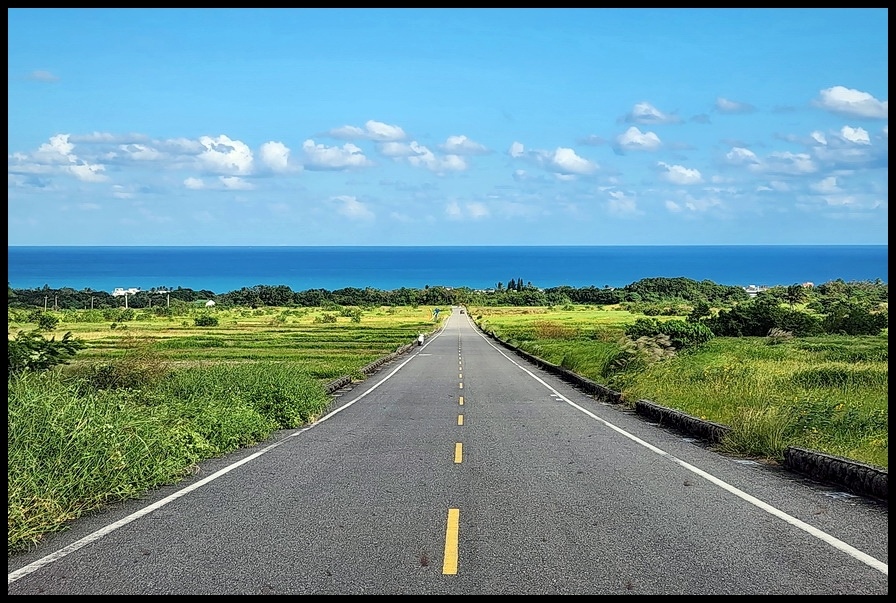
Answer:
[{"left": 7, "top": 278, "right": 887, "bottom": 556}]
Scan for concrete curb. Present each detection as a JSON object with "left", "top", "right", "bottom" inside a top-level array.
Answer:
[{"left": 477, "top": 326, "right": 888, "bottom": 503}]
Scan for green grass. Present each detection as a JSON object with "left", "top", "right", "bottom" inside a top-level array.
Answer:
[
  {"left": 8, "top": 305, "right": 438, "bottom": 555},
  {"left": 8, "top": 303, "right": 887, "bottom": 556},
  {"left": 471, "top": 305, "right": 888, "bottom": 469}
]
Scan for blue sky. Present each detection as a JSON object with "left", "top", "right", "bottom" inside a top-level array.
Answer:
[{"left": 7, "top": 8, "right": 889, "bottom": 247}]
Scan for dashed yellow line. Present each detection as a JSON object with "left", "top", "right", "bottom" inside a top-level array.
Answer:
[
  {"left": 458, "top": 396, "right": 464, "bottom": 406},
  {"left": 457, "top": 414, "right": 464, "bottom": 426},
  {"left": 443, "top": 508, "right": 459, "bottom": 575},
  {"left": 454, "top": 442, "right": 463, "bottom": 463}
]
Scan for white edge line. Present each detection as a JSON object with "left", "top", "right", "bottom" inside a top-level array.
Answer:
[
  {"left": 9, "top": 333, "right": 432, "bottom": 585},
  {"left": 475, "top": 328, "right": 888, "bottom": 577}
]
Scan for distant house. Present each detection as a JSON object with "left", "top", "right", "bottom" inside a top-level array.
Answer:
[
  {"left": 743, "top": 284, "right": 768, "bottom": 297},
  {"left": 112, "top": 287, "right": 141, "bottom": 297}
]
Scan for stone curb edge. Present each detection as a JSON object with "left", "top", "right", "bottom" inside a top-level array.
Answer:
[{"left": 477, "top": 327, "right": 888, "bottom": 503}]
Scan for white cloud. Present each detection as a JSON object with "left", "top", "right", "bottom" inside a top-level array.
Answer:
[
  {"left": 439, "top": 135, "right": 489, "bottom": 155},
  {"left": 546, "top": 148, "right": 597, "bottom": 176},
  {"left": 184, "top": 177, "right": 205, "bottom": 189},
  {"left": 623, "top": 101, "right": 680, "bottom": 125},
  {"left": 614, "top": 126, "right": 662, "bottom": 153},
  {"left": 765, "top": 151, "right": 818, "bottom": 175},
  {"left": 715, "top": 97, "right": 756, "bottom": 114},
  {"left": 406, "top": 142, "right": 468, "bottom": 173},
  {"left": 328, "top": 120, "right": 407, "bottom": 142},
  {"left": 814, "top": 86, "right": 888, "bottom": 119},
  {"left": 118, "top": 143, "right": 163, "bottom": 161},
  {"left": 27, "top": 70, "right": 59, "bottom": 82},
  {"left": 606, "top": 190, "right": 640, "bottom": 216},
  {"left": 657, "top": 162, "right": 703, "bottom": 185},
  {"left": 220, "top": 176, "right": 253, "bottom": 190},
  {"left": 839, "top": 126, "right": 871, "bottom": 145},
  {"left": 198, "top": 135, "right": 254, "bottom": 175},
  {"left": 332, "top": 195, "right": 375, "bottom": 220},
  {"left": 444, "top": 200, "right": 490, "bottom": 220},
  {"left": 258, "top": 141, "right": 298, "bottom": 173},
  {"left": 724, "top": 147, "right": 761, "bottom": 167},
  {"left": 302, "top": 139, "right": 374, "bottom": 170},
  {"left": 811, "top": 176, "right": 840, "bottom": 194},
  {"left": 36, "top": 134, "right": 76, "bottom": 162}
]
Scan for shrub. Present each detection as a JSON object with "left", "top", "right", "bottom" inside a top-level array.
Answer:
[
  {"left": 194, "top": 313, "right": 219, "bottom": 327},
  {"left": 8, "top": 330, "right": 85, "bottom": 375},
  {"left": 624, "top": 318, "right": 714, "bottom": 351}
]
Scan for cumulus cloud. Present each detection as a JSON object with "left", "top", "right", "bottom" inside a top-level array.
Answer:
[
  {"left": 622, "top": 102, "right": 681, "bottom": 125},
  {"left": 839, "top": 126, "right": 871, "bottom": 145},
  {"left": 302, "top": 139, "right": 374, "bottom": 170},
  {"left": 220, "top": 176, "right": 253, "bottom": 190},
  {"left": 445, "top": 200, "right": 490, "bottom": 220},
  {"left": 614, "top": 126, "right": 662, "bottom": 154},
  {"left": 258, "top": 141, "right": 297, "bottom": 173},
  {"left": 406, "top": 142, "right": 468, "bottom": 173},
  {"left": 724, "top": 147, "right": 761, "bottom": 168},
  {"left": 509, "top": 143, "right": 597, "bottom": 177},
  {"left": 69, "top": 163, "right": 108, "bottom": 182},
  {"left": 764, "top": 151, "right": 818, "bottom": 175},
  {"left": 198, "top": 135, "right": 254, "bottom": 175},
  {"left": 813, "top": 86, "right": 888, "bottom": 119},
  {"left": 715, "top": 97, "right": 756, "bottom": 114},
  {"left": 19, "top": 133, "right": 110, "bottom": 182},
  {"left": 328, "top": 120, "right": 407, "bottom": 142},
  {"left": 657, "top": 162, "right": 703, "bottom": 185},
  {"left": 438, "top": 135, "right": 489, "bottom": 155},
  {"left": 544, "top": 148, "right": 597, "bottom": 176}
]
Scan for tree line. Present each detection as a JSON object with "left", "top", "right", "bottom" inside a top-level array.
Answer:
[{"left": 8, "top": 277, "right": 887, "bottom": 313}]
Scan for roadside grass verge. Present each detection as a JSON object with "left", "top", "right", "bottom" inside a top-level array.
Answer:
[
  {"left": 8, "top": 305, "right": 436, "bottom": 555},
  {"left": 470, "top": 306, "right": 888, "bottom": 469}
]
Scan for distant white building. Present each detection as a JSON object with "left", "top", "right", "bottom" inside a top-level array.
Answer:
[
  {"left": 112, "top": 287, "right": 141, "bottom": 297},
  {"left": 743, "top": 285, "right": 768, "bottom": 297}
]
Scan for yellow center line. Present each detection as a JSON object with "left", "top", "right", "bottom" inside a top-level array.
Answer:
[
  {"left": 458, "top": 396, "right": 464, "bottom": 406},
  {"left": 457, "top": 414, "right": 463, "bottom": 426},
  {"left": 443, "top": 508, "right": 459, "bottom": 575},
  {"left": 459, "top": 382, "right": 463, "bottom": 389},
  {"left": 454, "top": 442, "right": 463, "bottom": 463}
]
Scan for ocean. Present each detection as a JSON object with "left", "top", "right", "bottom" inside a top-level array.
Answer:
[{"left": 6, "top": 245, "right": 889, "bottom": 295}]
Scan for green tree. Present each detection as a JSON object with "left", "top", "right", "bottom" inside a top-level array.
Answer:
[{"left": 784, "top": 283, "right": 806, "bottom": 309}]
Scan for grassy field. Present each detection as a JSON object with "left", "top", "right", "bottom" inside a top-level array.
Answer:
[
  {"left": 8, "top": 304, "right": 439, "bottom": 554},
  {"left": 7, "top": 302, "right": 887, "bottom": 555},
  {"left": 469, "top": 304, "right": 888, "bottom": 470}
]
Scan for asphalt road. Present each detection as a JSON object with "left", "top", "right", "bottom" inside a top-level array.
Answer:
[{"left": 7, "top": 307, "right": 888, "bottom": 594}]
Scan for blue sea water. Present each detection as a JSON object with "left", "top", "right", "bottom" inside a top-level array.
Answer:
[{"left": 6, "top": 246, "right": 889, "bottom": 295}]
